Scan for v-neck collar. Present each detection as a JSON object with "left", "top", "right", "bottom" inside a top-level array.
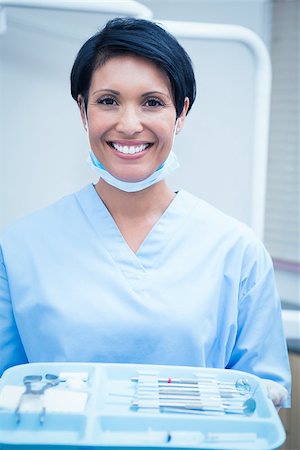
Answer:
[
  {"left": 135, "top": 190, "right": 197, "bottom": 269},
  {"left": 75, "top": 184, "right": 198, "bottom": 274}
]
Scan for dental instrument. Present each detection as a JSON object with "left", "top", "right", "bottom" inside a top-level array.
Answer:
[
  {"left": 131, "top": 373, "right": 256, "bottom": 416},
  {"left": 14, "top": 373, "right": 59, "bottom": 425}
]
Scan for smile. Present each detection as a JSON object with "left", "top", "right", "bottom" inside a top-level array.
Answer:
[{"left": 109, "top": 142, "right": 152, "bottom": 155}]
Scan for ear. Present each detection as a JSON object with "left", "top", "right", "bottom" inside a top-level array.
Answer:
[
  {"left": 176, "top": 97, "right": 190, "bottom": 134},
  {"left": 77, "top": 95, "right": 88, "bottom": 130}
]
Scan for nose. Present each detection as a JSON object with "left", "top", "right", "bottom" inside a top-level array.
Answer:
[{"left": 115, "top": 105, "right": 143, "bottom": 135}]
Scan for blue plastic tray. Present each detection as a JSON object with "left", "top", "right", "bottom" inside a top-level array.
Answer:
[{"left": 0, "top": 362, "right": 285, "bottom": 449}]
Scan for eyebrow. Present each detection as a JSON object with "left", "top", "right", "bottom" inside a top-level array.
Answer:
[
  {"left": 91, "top": 89, "right": 120, "bottom": 96},
  {"left": 141, "top": 91, "right": 171, "bottom": 98}
]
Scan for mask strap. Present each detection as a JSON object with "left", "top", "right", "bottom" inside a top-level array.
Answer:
[
  {"left": 79, "top": 98, "right": 88, "bottom": 131},
  {"left": 156, "top": 119, "right": 178, "bottom": 171},
  {"left": 82, "top": 101, "right": 106, "bottom": 170}
]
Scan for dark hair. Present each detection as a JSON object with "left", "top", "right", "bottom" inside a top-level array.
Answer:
[{"left": 70, "top": 17, "right": 196, "bottom": 118}]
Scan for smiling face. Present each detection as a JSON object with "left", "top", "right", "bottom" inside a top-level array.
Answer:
[{"left": 80, "top": 55, "right": 189, "bottom": 183}]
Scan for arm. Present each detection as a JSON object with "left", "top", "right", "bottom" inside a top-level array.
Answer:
[
  {"left": 226, "top": 240, "right": 291, "bottom": 407},
  {"left": 0, "top": 245, "right": 28, "bottom": 376}
]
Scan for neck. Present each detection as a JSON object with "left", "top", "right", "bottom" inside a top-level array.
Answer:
[{"left": 94, "top": 178, "right": 175, "bottom": 219}]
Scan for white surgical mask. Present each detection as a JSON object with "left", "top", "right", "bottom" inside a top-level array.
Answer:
[{"left": 84, "top": 108, "right": 179, "bottom": 192}]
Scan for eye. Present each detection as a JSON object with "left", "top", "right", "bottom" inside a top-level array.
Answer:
[
  {"left": 97, "top": 96, "right": 117, "bottom": 106},
  {"left": 144, "top": 97, "right": 165, "bottom": 107}
]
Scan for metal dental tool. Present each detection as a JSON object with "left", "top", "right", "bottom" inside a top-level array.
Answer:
[
  {"left": 131, "top": 397, "right": 256, "bottom": 416},
  {"left": 15, "top": 373, "right": 59, "bottom": 425},
  {"left": 131, "top": 375, "right": 251, "bottom": 394},
  {"left": 131, "top": 373, "right": 256, "bottom": 416}
]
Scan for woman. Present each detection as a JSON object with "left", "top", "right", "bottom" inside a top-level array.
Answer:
[{"left": 0, "top": 18, "right": 290, "bottom": 407}]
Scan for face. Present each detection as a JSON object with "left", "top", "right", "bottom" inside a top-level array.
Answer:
[{"left": 79, "top": 55, "right": 189, "bottom": 183}]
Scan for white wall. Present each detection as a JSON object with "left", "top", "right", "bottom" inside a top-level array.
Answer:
[
  {"left": 0, "top": 8, "right": 4, "bottom": 227},
  {"left": 0, "top": 8, "right": 100, "bottom": 229},
  {"left": 141, "top": 0, "right": 272, "bottom": 47}
]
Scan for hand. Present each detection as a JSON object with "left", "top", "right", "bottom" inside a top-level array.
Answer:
[{"left": 261, "top": 379, "right": 288, "bottom": 410}]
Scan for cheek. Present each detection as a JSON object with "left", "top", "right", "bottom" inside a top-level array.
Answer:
[
  {"left": 88, "top": 123, "right": 108, "bottom": 144},
  {"left": 88, "top": 110, "right": 113, "bottom": 133},
  {"left": 153, "top": 119, "right": 175, "bottom": 142},
  {"left": 160, "top": 126, "right": 175, "bottom": 146}
]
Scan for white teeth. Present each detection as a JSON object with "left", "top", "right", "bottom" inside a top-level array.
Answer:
[{"left": 111, "top": 143, "right": 149, "bottom": 154}]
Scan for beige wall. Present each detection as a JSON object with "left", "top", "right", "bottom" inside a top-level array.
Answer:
[{"left": 279, "top": 353, "right": 300, "bottom": 449}]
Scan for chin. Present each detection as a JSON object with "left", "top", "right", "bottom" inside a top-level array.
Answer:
[{"left": 114, "top": 170, "right": 155, "bottom": 183}]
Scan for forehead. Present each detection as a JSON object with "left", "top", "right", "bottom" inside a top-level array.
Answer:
[{"left": 90, "top": 54, "right": 172, "bottom": 94}]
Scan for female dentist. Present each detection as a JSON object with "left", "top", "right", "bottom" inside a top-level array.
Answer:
[{"left": 0, "top": 17, "right": 290, "bottom": 408}]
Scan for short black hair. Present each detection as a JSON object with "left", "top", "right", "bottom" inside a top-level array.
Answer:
[{"left": 70, "top": 17, "right": 196, "bottom": 118}]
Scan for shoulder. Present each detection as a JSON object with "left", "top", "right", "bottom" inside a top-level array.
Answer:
[
  {"left": 182, "top": 191, "right": 275, "bottom": 299},
  {"left": 180, "top": 189, "right": 258, "bottom": 242},
  {"left": 180, "top": 189, "right": 273, "bottom": 270},
  {"left": 0, "top": 184, "right": 94, "bottom": 248}
]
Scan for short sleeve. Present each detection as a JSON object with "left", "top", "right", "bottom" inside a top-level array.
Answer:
[
  {"left": 226, "top": 239, "right": 291, "bottom": 407},
  {"left": 0, "top": 245, "right": 28, "bottom": 376}
]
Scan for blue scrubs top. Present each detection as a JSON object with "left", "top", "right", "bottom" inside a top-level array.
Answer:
[{"left": 0, "top": 185, "right": 290, "bottom": 402}]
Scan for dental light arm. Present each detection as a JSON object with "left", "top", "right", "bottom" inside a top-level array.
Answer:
[{"left": 0, "top": 0, "right": 153, "bottom": 35}]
